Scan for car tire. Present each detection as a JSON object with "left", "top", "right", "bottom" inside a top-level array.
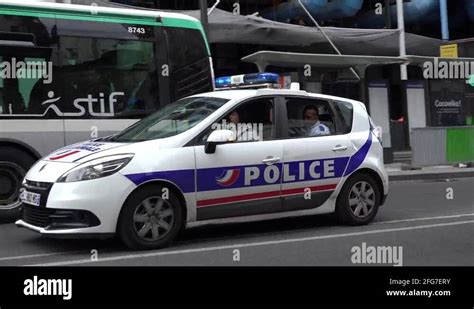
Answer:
[
  {"left": 118, "top": 185, "right": 184, "bottom": 250},
  {"left": 0, "top": 207, "right": 21, "bottom": 224},
  {"left": 335, "top": 172, "right": 381, "bottom": 226},
  {"left": 0, "top": 147, "right": 36, "bottom": 223}
]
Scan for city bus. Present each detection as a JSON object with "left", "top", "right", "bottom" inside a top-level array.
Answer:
[{"left": 0, "top": 0, "right": 214, "bottom": 220}]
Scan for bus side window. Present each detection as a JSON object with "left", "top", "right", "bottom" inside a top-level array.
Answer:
[
  {"left": 56, "top": 36, "right": 158, "bottom": 119},
  {"left": 0, "top": 15, "right": 57, "bottom": 117},
  {"left": 163, "top": 27, "right": 212, "bottom": 101},
  {"left": 0, "top": 15, "right": 56, "bottom": 47},
  {"left": 0, "top": 57, "right": 26, "bottom": 115}
]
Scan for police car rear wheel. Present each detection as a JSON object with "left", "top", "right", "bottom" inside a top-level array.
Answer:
[
  {"left": 118, "top": 186, "right": 183, "bottom": 250},
  {"left": 336, "top": 173, "right": 380, "bottom": 225}
]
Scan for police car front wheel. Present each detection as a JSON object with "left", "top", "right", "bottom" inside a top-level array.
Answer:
[
  {"left": 117, "top": 185, "right": 184, "bottom": 250},
  {"left": 335, "top": 173, "right": 381, "bottom": 225}
]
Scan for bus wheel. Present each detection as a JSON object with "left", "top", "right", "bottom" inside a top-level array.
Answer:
[
  {"left": 118, "top": 185, "right": 184, "bottom": 250},
  {"left": 0, "top": 147, "right": 36, "bottom": 223},
  {"left": 335, "top": 173, "right": 381, "bottom": 226}
]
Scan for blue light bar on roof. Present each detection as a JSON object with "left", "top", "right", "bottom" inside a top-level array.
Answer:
[
  {"left": 215, "top": 76, "right": 232, "bottom": 88},
  {"left": 215, "top": 72, "right": 280, "bottom": 88},
  {"left": 244, "top": 73, "right": 279, "bottom": 84}
]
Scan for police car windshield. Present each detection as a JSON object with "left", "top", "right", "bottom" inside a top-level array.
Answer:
[{"left": 112, "top": 97, "right": 229, "bottom": 142}]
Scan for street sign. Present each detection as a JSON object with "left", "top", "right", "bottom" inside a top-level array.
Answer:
[{"left": 440, "top": 44, "right": 458, "bottom": 58}]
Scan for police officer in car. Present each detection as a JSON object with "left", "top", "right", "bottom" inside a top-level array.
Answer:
[{"left": 303, "top": 105, "right": 331, "bottom": 136}]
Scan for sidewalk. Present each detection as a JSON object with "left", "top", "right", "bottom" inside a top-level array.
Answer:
[{"left": 386, "top": 163, "right": 474, "bottom": 181}]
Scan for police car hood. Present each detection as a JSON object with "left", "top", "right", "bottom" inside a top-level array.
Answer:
[
  {"left": 44, "top": 140, "right": 129, "bottom": 163},
  {"left": 28, "top": 137, "right": 179, "bottom": 182},
  {"left": 24, "top": 141, "right": 132, "bottom": 183}
]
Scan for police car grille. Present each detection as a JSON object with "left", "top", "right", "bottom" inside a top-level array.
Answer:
[
  {"left": 25, "top": 180, "right": 53, "bottom": 191},
  {"left": 22, "top": 205, "right": 54, "bottom": 228}
]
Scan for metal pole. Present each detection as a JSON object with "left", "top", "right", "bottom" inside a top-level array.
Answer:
[
  {"left": 208, "top": 0, "right": 221, "bottom": 15},
  {"left": 296, "top": 0, "right": 360, "bottom": 80},
  {"left": 396, "top": 0, "right": 407, "bottom": 81},
  {"left": 385, "top": 0, "right": 391, "bottom": 29},
  {"left": 199, "top": 0, "right": 209, "bottom": 35},
  {"left": 439, "top": 0, "right": 450, "bottom": 41}
]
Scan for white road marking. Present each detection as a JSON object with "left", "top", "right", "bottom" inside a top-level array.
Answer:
[
  {"left": 0, "top": 250, "right": 82, "bottom": 262},
  {"left": 373, "top": 213, "right": 474, "bottom": 225},
  {"left": 28, "top": 220, "right": 474, "bottom": 266},
  {"left": 1, "top": 213, "right": 473, "bottom": 263}
]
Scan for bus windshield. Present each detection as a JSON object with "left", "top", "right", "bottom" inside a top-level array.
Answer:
[{"left": 111, "top": 96, "right": 229, "bottom": 142}]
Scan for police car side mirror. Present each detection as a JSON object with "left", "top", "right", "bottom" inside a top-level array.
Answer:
[{"left": 205, "top": 129, "right": 236, "bottom": 154}]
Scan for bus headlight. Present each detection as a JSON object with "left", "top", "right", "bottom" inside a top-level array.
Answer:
[{"left": 57, "top": 154, "right": 134, "bottom": 183}]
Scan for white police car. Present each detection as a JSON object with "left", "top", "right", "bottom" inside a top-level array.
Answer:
[{"left": 16, "top": 78, "right": 388, "bottom": 250}]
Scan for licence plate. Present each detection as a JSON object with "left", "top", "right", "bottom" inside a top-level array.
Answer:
[{"left": 20, "top": 190, "right": 41, "bottom": 207}]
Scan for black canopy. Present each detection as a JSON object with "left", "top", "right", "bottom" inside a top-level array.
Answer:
[
  {"left": 183, "top": 8, "right": 441, "bottom": 57},
  {"left": 97, "top": 2, "right": 441, "bottom": 57}
]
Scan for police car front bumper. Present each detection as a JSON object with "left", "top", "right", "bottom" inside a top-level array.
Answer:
[
  {"left": 16, "top": 173, "right": 136, "bottom": 236},
  {"left": 15, "top": 219, "right": 114, "bottom": 239}
]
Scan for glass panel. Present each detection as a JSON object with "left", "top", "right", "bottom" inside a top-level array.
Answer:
[
  {"left": 199, "top": 98, "right": 275, "bottom": 144},
  {"left": 0, "top": 15, "right": 57, "bottom": 117},
  {"left": 0, "top": 48, "right": 56, "bottom": 117},
  {"left": 112, "top": 96, "right": 229, "bottom": 142},
  {"left": 334, "top": 100, "right": 354, "bottom": 133},
  {"left": 285, "top": 97, "right": 335, "bottom": 138},
  {"left": 43, "top": 36, "right": 159, "bottom": 119},
  {"left": 165, "top": 27, "right": 212, "bottom": 101}
]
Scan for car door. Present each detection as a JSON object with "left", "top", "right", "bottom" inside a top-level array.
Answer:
[
  {"left": 279, "top": 96, "right": 357, "bottom": 211},
  {"left": 193, "top": 96, "right": 284, "bottom": 221}
]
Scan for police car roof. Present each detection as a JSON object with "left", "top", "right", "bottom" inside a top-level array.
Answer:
[
  {"left": 192, "top": 89, "right": 363, "bottom": 108},
  {"left": 191, "top": 90, "right": 259, "bottom": 100}
]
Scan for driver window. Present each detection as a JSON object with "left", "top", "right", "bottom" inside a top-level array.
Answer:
[{"left": 199, "top": 97, "right": 275, "bottom": 144}]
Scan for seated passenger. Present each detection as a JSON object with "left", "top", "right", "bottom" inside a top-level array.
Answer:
[{"left": 303, "top": 105, "right": 331, "bottom": 136}]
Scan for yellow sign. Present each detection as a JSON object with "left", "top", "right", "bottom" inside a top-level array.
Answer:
[{"left": 440, "top": 44, "right": 458, "bottom": 58}]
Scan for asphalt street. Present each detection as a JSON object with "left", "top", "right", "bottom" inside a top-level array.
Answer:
[{"left": 0, "top": 178, "right": 472, "bottom": 266}]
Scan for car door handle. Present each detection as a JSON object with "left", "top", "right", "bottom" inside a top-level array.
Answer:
[
  {"left": 262, "top": 157, "right": 281, "bottom": 164},
  {"left": 332, "top": 145, "right": 348, "bottom": 152}
]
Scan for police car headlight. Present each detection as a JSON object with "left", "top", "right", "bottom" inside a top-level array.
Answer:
[{"left": 57, "top": 154, "right": 134, "bottom": 183}]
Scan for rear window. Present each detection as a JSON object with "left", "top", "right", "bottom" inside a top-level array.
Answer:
[
  {"left": 334, "top": 100, "right": 354, "bottom": 133},
  {"left": 285, "top": 97, "right": 336, "bottom": 138}
]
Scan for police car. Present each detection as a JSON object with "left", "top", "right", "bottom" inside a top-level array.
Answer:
[{"left": 16, "top": 74, "right": 388, "bottom": 250}]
